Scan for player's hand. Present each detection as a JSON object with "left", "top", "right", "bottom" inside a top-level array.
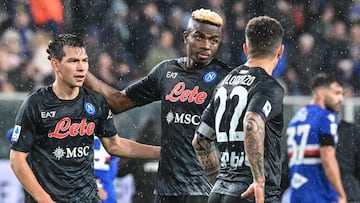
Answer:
[
  {"left": 241, "top": 182, "right": 264, "bottom": 203},
  {"left": 36, "top": 193, "right": 56, "bottom": 203},
  {"left": 338, "top": 196, "right": 347, "bottom": 203}
]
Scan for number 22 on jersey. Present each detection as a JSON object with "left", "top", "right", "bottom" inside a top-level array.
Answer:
[{"left": 214, "top": 86, "right": 250, "bottom": 168}]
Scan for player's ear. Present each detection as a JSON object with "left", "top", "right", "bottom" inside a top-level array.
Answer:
[
  {"left": 277, "top": 44, "right": 284, "bottom": 59},
  {"left": 183, "top": 31, "right": 189, "bottom": 44},
  {"left": 51, "top": 59, "right": 60, "bottom": 72},
  {"left": 243, "top": 43, "right": 248, "bottom": 56}
]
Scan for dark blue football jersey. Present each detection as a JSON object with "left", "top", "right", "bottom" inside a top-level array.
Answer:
[
  {"left": 197, "top": 65, "right": 284, "bottom": 202},
  {"left": 10, "top": 86, "right": 118, "bottom": 203},
  {"left": 125, "top": 57, "right": 232, "bottom": 196}
]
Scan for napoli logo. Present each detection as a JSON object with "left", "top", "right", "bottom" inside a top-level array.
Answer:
[
  {"left": 84, "top": 102, "right": 96, "bottom": 116},
  {"left": 203, "top": 71, "right": 217, "bottom": 83}
]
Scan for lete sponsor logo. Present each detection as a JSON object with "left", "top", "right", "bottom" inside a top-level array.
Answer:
[
  {"left": 48, "top": 117, "right": 95, "bottom": 139},
  {"left": 165, "top": 82, "right": 207, "bottom": 104}
]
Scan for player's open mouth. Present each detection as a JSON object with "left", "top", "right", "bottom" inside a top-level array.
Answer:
[{"left": 198, "top": 53, "right": 210, "bottom": 59}]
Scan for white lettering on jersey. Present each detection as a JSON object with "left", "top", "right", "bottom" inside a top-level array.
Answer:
[
  {"left": 166, "top": 111, "right": 200, "bottom": 125},
  {"left": 52, "top": 145, "right": 90, "bottom": 160},
  {"left": 223, "top": 74, "right": 255, "bottom": 86},
  {"left": 166, "top": 71, "right": 178, "bottom": 79},
  {"left": 41, "top": 111, "right": 56, "bottom": 118}
]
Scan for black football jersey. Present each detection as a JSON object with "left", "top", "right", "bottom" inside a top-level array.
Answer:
[
  {"left": 197, "top": 65, "right": 284, "bottom": 202},
  {"left": 10, "top": 86, "right": 118, "bottom": 203},
  {"left": 126, "top": 57, "right": 232, "bottom": 195}
]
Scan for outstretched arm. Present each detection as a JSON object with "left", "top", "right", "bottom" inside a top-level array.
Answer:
[
  {"left": 101, "top": 135, "right": 160, "bottom": 160},
  {"left": 10, "top": 150, "right": 56, "bottom": 203},
  {"left": 85, "top": 71, "right": 136, "bottom": 113},
  {"left": 192, "top": 133, "right": 220, "bottom": 184},
  {"left": 241, "top": 111, "right": 265, "bottom": 203},
  {"left": 320, "top": 146, "right": 347, "bottom": 203}
]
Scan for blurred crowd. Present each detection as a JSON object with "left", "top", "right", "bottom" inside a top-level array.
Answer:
[{"left": 0, "top": 0, "right": 360, "bottom": 96}]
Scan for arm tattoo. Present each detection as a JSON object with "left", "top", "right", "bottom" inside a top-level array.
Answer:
[
  {"left": 193, "top": 136, "right": 220, "bottom": 184},
  {"left": 244, "top": 112, "right": 265, "bottom": 182}
]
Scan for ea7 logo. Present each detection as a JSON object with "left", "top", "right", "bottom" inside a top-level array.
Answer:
[
  {"left": 166, "top": 71, "right": 178, "bottom": 79},
  {"left": 41, "top": 111, "right": 56, "bottom": 118}
]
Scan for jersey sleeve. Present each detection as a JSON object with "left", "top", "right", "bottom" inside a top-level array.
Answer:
[
  {"left": 247, "top": 80, "right": 284, "bottom": 122},
  {"left": 319, "top": 112, "right": 338, "bottom": 146},
  {"left": 125, "top": 61, "right": 165, "bottom": 106},
  {"left": 196, "top": 97, "right": 216, "bottom": 141},
  {"left": 10, "top": 95, "right": 38, "bottom": 152},
  {"left": 96, "top": 95, "right": 118, "bottom": 138}
]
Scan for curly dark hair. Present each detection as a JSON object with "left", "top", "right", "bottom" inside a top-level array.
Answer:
[
  {"left": 46, "top": 34, "right": 86, "bottom": 61},
  {"left": 245, "top": 16, "right": 284, "bottom": 59}
]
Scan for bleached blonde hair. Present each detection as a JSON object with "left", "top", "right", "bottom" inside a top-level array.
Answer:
[{"left": 191, "top": 8, "right": 223, "bottom": 27}]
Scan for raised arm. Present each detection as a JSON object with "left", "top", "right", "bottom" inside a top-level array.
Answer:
[
  {"left": 100, "top": 135, "right": 160, "bottom": 160},
  {"left": 85, "top": 71, "right": 136, "bottom": 113},
  {"left": 192, "top": 133, "right": 220, "bottom": 184},
  {"left": 320, "top": 146, "right": 347, "bottom": 203},
  {"left": 10, "top": 150, "right": 55, "bottom": 203},
  {"left": 241, "top": 111, "right": 265, "bottom": 203}
]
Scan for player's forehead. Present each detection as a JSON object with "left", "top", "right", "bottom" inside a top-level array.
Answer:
[
  {"left": 62, "top": 45, "right": 87, "bottom": 58},
  {"left": 189, "top": 20, "right": 222, "bottom": 36}
]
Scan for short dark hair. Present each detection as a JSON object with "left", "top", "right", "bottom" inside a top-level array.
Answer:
[
  {"left": 47, "top": 34, "right": 85, "bottom": 61},
  {"left": 245, "top": 16, "right": 284, "bottom": 58},
  {"left": 311, "top": 73, "right": 343, "bottom": 91}
]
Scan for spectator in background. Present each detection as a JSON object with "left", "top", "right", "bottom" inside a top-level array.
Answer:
[
  {"left": 29, "top": 29, "right": 53, "bottom": 88},
  {"left": 28, "top": 0, "right": 63, "bottom": 35},
  {"left": 127, "top": 2, "right": 164, "bottom": 65},
  {"left": 287, "top": 33, "right": 323, "bottom": 95},
  {"left": 143, "top": 29, "right": 179, "bottom": 73}
]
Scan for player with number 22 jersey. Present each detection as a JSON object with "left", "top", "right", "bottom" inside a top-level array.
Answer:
[{"left": 197, "top": 65, "right": 284, "bottom": 201}]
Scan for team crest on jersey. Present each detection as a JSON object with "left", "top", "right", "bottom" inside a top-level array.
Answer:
[
  {"left": 84, "top": 102, "right": 96, "bottom": 116},
  {"left": 203, "top": 71, "right": 217, "bottom": 83},
  {"left": 262, "top": 100, "right": 272, "bottom": 118},
  {"left": 11, "top": 125, "right": 21, "bottom": 142}
]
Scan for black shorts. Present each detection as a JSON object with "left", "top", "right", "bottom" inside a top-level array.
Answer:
[
  {"left": 154, "top": 195, "right": 208, "bottom": 203},
  {"left": 208, "top": 192, "right": 252, "bottom": 203}
]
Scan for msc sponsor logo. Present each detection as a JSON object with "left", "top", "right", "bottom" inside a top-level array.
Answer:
[
  {"left": 166, "top": 111, "right": 201, "bottom": 125},
  {"left": 52, "top": 145, "right": 90, "bottom": 160}
]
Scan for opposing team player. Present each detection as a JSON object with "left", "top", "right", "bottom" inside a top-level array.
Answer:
[
  {"left": 192, "top": 16, "right": 285, "bottom": 203},
  {"left": 287, "top": 73, "right": 347, "bottom": 203},
  {"left": 9, "top": 34, "right": 160, "bottom": 203},
  {"left": 84, "top": 8, "right": 232, "bottom": 203}
]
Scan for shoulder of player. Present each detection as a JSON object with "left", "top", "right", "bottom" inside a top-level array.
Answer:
[
  {"left": 255, "top": 77, "right": 284, "bottom": 95},
  {"left": 81, "top": 86, "right": 107, "bottom": 101},
  {"left": 23, "top": 86, "right": 51, "bottom": 103},
  {"left": 209, "top": 58, "right": 232, "bottom": 71}
]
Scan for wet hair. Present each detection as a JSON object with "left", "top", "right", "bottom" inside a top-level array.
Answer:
[
  {"left": 311, "top": 73, "right": 343, "bottom": 92},
  {"left": 189, "top": 8, "right": 223, "bottom": 27},
  {"left": 245, "top": 16, "right": 284, "bottom": 58},
  {"left": 47, "top": 34, "right": 85, "bottom": 61}
]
